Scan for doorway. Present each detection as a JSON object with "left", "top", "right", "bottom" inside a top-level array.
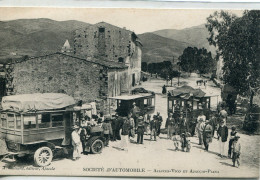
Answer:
[{"left": 132, "top": 74, "right": 135, "bottom": 87}]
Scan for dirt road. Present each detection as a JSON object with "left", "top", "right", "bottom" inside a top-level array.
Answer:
[{"left": 0, "top": 75, "right": 259, "bottom": 178}]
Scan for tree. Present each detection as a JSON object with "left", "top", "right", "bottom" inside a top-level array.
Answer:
[
  {"left": 141, "top": 62, "right": 148, "bottom": 72},
  {"left": 206, "top": 10, "right": 260, "bottom": 107},
  {"left": 178, "top": 47, "right": 214, "bottom": 76},
  {"left": 196, "top": 48, "right": 215, "bottom": 76},
  {"left": 178, "top": 47, "right": 197, "bottom": 74}
]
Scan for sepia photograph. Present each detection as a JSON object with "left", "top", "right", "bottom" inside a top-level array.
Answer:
[{"left": 0, "top": 6, "right": 259, "bottom": 178}]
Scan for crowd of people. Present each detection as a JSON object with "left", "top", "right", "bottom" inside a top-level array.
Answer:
[
  {"left": 166, "top": 105, "right": 241, "bottom": 168},
  {"left": 71, "top": 104, "right": 241, "bottom": 168}
]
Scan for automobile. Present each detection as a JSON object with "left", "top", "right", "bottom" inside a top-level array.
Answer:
[
  {"left": 108, "top": 88, "right": 155, "bottom": 117},
  {"left": 167, "top": 85, "right": 218, "bottom": 135},
  {"left": 0, "top": 93, "right": 104, "bottom": 167}
]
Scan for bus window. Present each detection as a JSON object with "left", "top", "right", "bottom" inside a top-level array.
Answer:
[
  {"left": 52, "top": 114, "right": 64, "bottom": 127},
  {"left": 16, "top": 115, "right": 21, "bottom": 129},
  {"left": 144, "top": 99, "right": 148, "bottom": 107},
  {"left": 169, "top": 100, "right": 172, "bottom": 110},
  {"left": 24, "top": 115, "right": 36, "bottom": 129},
  {"left": 0, "top": 114, "right": 7, "bottom": 128},
  {"left": 38, "top": 114, "right": 50, "bottom": 128},
  {"left": 152, "top": 98, "right": 155, "bottom": 106},
  {"left": 7, "top": 114, "right": 15, "bottom": 129}
]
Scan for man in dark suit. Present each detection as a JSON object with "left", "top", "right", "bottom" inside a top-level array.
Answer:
[
  {"left": 136, "top": 116, "right": 145, "bottom": 144},
  {"left": 150, "top": 115, "right": 159, "bottom": 141},
  {"left": 156, "top": 112, "right": 163, "bottom": 137},
  {"left": 217, "top": 120, "right": 229, "bottom": 158}
]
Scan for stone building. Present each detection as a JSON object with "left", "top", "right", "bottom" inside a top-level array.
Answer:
[
  {"left": 4, "top": 52, "right": 128, "bottom": 113},
  {"left": 73, "top": 22, "right": 142, "bottom": 89}
]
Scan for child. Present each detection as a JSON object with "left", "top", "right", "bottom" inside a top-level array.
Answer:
[
  {"left": 232, "top": 136, "right": 241, "bottom": 168},
  {"left": 228, "top": 126, "right": 237, "bottom": 158},
  {"left": 172, "top": 132, "right": 181, "bottom": 151},
  {"left": 181, "top": 132, "right": 191, "bottom": 152}
]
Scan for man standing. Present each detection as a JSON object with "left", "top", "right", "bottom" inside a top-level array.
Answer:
[
  {"left": 101, "top": 117, "right": 113, "bottom": 147},
  {"left": 166, "top": 113, "right": 174, "bottom": 139},
  {"left": 71, "top": 125, "right": 82, "bottom": 161},
  {"left": 150, "top": 115, "right": 159, "bottom": 141},
  {"left": 120, "top": 117, "right": 132, "bottom": 151},
  {"left": 156, "top": 112, "right": 163, "bottom": 137},
  {"left": 202, "top": 120, "right": 213, "bottom": 151},
  {"left": 179, "top": 114, "right": 188, "bottom": 135},
  {"left": 136, "top": 116, "right": 145, "bottom": 144},
  {"left": 131, "top": 102, "right": 140, "bottom": 127},
  {"left": 197, "top": 119, "right": 205, "bottom": 145},
  {"left": 217, "top": 120, "right": 229, "bottom": 158},
  {"left": 228, "top": 126, "right": 238, "bottom": 158}
]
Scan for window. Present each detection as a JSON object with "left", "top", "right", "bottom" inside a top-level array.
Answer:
[
  {"left": 0, "top": 113, "right": 7, "bottom": 128},
  {"left": 23, "top": 115, "right": 36, "bottom": 129},
  {"left": 52, "top": 114, "right": 64, "bottom": 127},
  {"left": 7, "top": 114, "right": 15, "bottom": 129},
  {"left": 38, "top": 114, "right": 50, "bottom": 128},
  {"left": 16, "top": 115, "right": 21, "bottom": 129},
  {"left": 99, "top": 27, "right": 105, "bottom": 33},
  {"left": 169, "top": 101, "right": 173, "bottom": 110},
  {"left": 118, "top": 57, "right": 124, "bottom": 63}
]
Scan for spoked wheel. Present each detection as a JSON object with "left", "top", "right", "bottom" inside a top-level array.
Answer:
[
  {"left": 90, "top": 139, "right": 104, "bottom": 154},
  {"left": 34, "top": 147, "right": 53, "bottom": 167}
]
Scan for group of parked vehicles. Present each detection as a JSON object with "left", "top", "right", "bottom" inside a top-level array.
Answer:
[{"left": 0, "top": 89, "right": 155, "bottom": 167}]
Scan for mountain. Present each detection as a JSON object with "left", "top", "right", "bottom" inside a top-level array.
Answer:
[
  {"left": 138, "top": 33, "right": 193, "bottom": 64},
  {"left": 152, "top": 24, "right": 216, "bottom": 54},
  {"left": 0, "top": 18, "right": 90, "bottom": 63}
]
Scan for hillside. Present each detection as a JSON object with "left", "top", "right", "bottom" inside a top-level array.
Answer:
[
  {"left": 138, "top": 33, "right": 193, "bottom": 64},
  {"left": 0, "top": 18, "right": 90, "bottom": 63},
  {"left": 153, "top": 24, "right": 216, "bottom": 54}
]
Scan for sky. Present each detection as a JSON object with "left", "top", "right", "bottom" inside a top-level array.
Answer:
[{"left": 0, "top": 8, "right": 243, "bottom": 34}]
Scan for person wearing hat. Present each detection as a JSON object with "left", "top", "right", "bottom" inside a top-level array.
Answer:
[
  {"left": 228, "top": 126, "right": 238, "bottom": 158},
  {"left": 166, "top": 113, "right": 175, "bottom": 139},
  {"left": 150, "top": 115, "right": 159, "bottom": 141},
  {"left": 120, "top": 117, "right": 132, "bottom": 151},
  {"left": 197, "top": 118, "right": 205, "bottom": 146},
  {"left": 217, "top": 120, "right": 229, "bottom": 158},
  {"left": 231, "top": 135, "right": 241, "bottom": 167},
  {"left": 202, "top": 120, "right": 213, "bottom": 151},
  {"left": 156, "top": 112, "right": 163, "bottom": 137},
  {"left": 136, "top": 116, "right": 145, "bottom": 144},
  {"left": 71, "top": 125, "right": 82, "bottom": 161},
  {"left": 101, "top": 117, "right": 113, "bottom": 147},
  {"left": 128, "top": 113, "right": 135, "bottom": 141},
  {"left": 131, "top": 102, "right": 140, "bottom": 127}
]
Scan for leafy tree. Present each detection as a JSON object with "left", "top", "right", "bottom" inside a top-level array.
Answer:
[
  {"left": 206, "top": 10, "right": 260, "bottom": 107},
  {"left": 196, "top": 48, "right": 215, "bottom": 76},
  {"left": 178, "top": 47, "right": 197, "bottom": 74},
  {"left": 141, "top": 62, "right": 148, "bottom": 72},
  {"left": 178, "top": 47, "right": 214, "bottom": 76}
]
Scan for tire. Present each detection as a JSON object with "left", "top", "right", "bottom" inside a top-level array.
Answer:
[
  {"left": 34, "top": 146, "right": 53, "bottom": 167},
  {"left": 90, "top": 139, "right": 104, "bottom": 154}
]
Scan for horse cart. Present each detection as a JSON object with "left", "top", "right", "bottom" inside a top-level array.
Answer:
[{"left": 0, "top": 93, "right": 104, "bottom": 167}]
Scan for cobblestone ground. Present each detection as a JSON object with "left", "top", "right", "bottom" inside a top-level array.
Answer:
[{"left": 0, "top": 74, "right": 259, "bottom": 178}]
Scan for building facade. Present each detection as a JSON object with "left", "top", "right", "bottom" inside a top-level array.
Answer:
[
  {"left": 73, "top": 22, "right": 142, "bottom": 90},
  {"left": 4, "top": 53, "right": 128, "bottom": 113}
]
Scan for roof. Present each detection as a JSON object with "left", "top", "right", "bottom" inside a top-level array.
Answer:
[
  {"left": 168, "top": 85, "right": 206, "bottom": 99},
  {"left": 108, "top": 93, "right": 154, "bottom": 100},
  {"left": 11, "top": 52, "right": 128, "bottom": 69},
  {"left": 1, "top": 93, "right": 76, "bottom": 113}
]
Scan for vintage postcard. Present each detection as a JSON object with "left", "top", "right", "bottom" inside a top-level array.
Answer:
[{"left": 0, "top": 6, "right": 259, "bottom": 178}]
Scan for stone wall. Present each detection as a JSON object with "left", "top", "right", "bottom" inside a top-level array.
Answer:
[
  {"left": 9, "top": 53, "right": 110, "bottom": 112},
  {"left": 74, "top": 23, "right": 133, "bottom": 63},
  {"left": 74, "top": 22, "right": 142, "bottom": 88}
]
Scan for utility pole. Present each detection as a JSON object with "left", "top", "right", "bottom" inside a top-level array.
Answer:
[{"left": 177, "top": 61, "right": 180, "bottom": 86}]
